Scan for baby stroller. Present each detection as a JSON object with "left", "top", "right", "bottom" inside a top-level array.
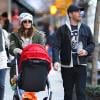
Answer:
[{"left": 13, "top": 44, "right": 52, "bottom": 100}]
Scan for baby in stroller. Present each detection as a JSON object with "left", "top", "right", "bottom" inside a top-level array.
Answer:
[{"left": 11, "top": 44, "right": 52, "bottom": 100}]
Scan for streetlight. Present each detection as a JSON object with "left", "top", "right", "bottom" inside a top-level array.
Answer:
[{"left": 50, "top": 5, "right": 57, "bottom": 15}]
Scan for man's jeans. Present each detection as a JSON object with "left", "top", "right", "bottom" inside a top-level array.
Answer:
[
  {"left": 0, "top": 69, "right": 7, "bottom": 100},
  {"left": 61, "top": 65, "right": 87, "bottom": 100}
]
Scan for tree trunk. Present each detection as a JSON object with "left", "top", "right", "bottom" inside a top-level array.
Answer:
[{"left": 91, "top": 0, "right": 100, "bottom": 86}]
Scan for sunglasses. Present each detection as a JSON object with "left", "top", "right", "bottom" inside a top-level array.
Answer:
[{"left": 23, "top": 20, "right": 32, "bottom": 23}]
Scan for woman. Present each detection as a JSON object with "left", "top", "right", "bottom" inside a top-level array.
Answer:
[
  {"left": 9, "top": 12, "right": 45, "bottom": 71},
  {"left": 9, "top": 12, "right": 45, "bottom": 76},
  {"left": 9, "top": 12, "right": 45, "bottom": 56},
  {"left": 9, "top": 12, "right": 46, "bottom": 99},
  {"left": 9, "top": 13, "right": 45, "bottom": 80}
]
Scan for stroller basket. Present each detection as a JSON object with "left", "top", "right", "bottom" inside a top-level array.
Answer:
[{"left": 18, "top": 59, "right": 49, "bottom": 92}]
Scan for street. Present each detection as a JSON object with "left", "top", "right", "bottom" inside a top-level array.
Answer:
[{"left": 4, "top": 68, "right": 64, "bottom": 100}]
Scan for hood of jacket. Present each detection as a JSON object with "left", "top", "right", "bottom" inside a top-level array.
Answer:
[{"left": 65, "top": 15, "right": 82, "bottom": 31}]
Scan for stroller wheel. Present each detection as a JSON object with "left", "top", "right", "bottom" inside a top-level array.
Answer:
[
  {"left": 43, "top": 97, "right": 48, "bottom": 100},
  {"left": 13, "top": 95, "right": 20, "bottom": 100},
  {"left": 43, "top": 91, "right": 52, "bottom": 100}
]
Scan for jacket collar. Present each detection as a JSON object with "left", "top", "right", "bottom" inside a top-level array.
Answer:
[{"left": 65, "top": 15, "right": 81, "bottom": 31}]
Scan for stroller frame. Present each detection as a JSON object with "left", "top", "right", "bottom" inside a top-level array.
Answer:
[{"left": 13, "top": 57, "right": 52, "bottom": 100}]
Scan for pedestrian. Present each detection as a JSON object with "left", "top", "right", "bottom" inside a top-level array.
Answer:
[
  {"left": 52, "top": 4, "right": 95, "bottom": 100},
  {"left": 46, "top": 25, "right": 57, "bottom": 58},
  {"left": 0, "top": 25, "right": 9, "bottom": 100},
  {"left": 1, "top": 12, "right": 13, "bottom": 33},
  {"left": 9, "top": 12, "right": 45, "bottom": 89},
  {"left": 9, "top": 12, "right": 45, "bottom": 56},
  {"left": 1, "top": 12, "right": 13, "bottom": 59}
]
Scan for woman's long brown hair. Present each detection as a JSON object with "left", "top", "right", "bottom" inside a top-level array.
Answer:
[{"left": 18, "top": 23, "right": 33, "bottom": 38}]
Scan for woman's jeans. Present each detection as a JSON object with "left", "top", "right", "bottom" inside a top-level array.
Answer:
[{"left": 0, "top": 69, "right": 7, "bottom": 100}]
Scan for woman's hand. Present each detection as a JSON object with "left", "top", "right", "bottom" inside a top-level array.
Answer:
[{"left": 13, "top": 48, "right": 22, "bottom": 55}]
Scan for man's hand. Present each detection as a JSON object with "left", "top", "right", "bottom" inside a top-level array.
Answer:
[
  {"left": 53, "top": 62, "right": 61, "bottom": 71},
  {"left": 78, "top": 49, "right": 88, "bottom": 56}
]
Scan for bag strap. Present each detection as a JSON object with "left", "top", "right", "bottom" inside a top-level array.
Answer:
[
  {"left": 0, "top": 28, "right": 3, "bottom": 51},
  {"left": 2, "top": 29, "right": 10, "bottom": 58}
]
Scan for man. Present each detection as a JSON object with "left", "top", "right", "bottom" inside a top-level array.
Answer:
[
  {"left": 52, "top": 4, "right": 95, "bottom": 100},
  {"left": 1, "top": 12, "right": 13, "bottom": 33},
  {"left": 0, "top": 25, "right": 9, "bottom": 100}
]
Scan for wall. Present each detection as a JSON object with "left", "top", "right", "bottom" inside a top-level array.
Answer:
[{"left": 0, "top": 0, "right": 8, "bottom": 14}]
